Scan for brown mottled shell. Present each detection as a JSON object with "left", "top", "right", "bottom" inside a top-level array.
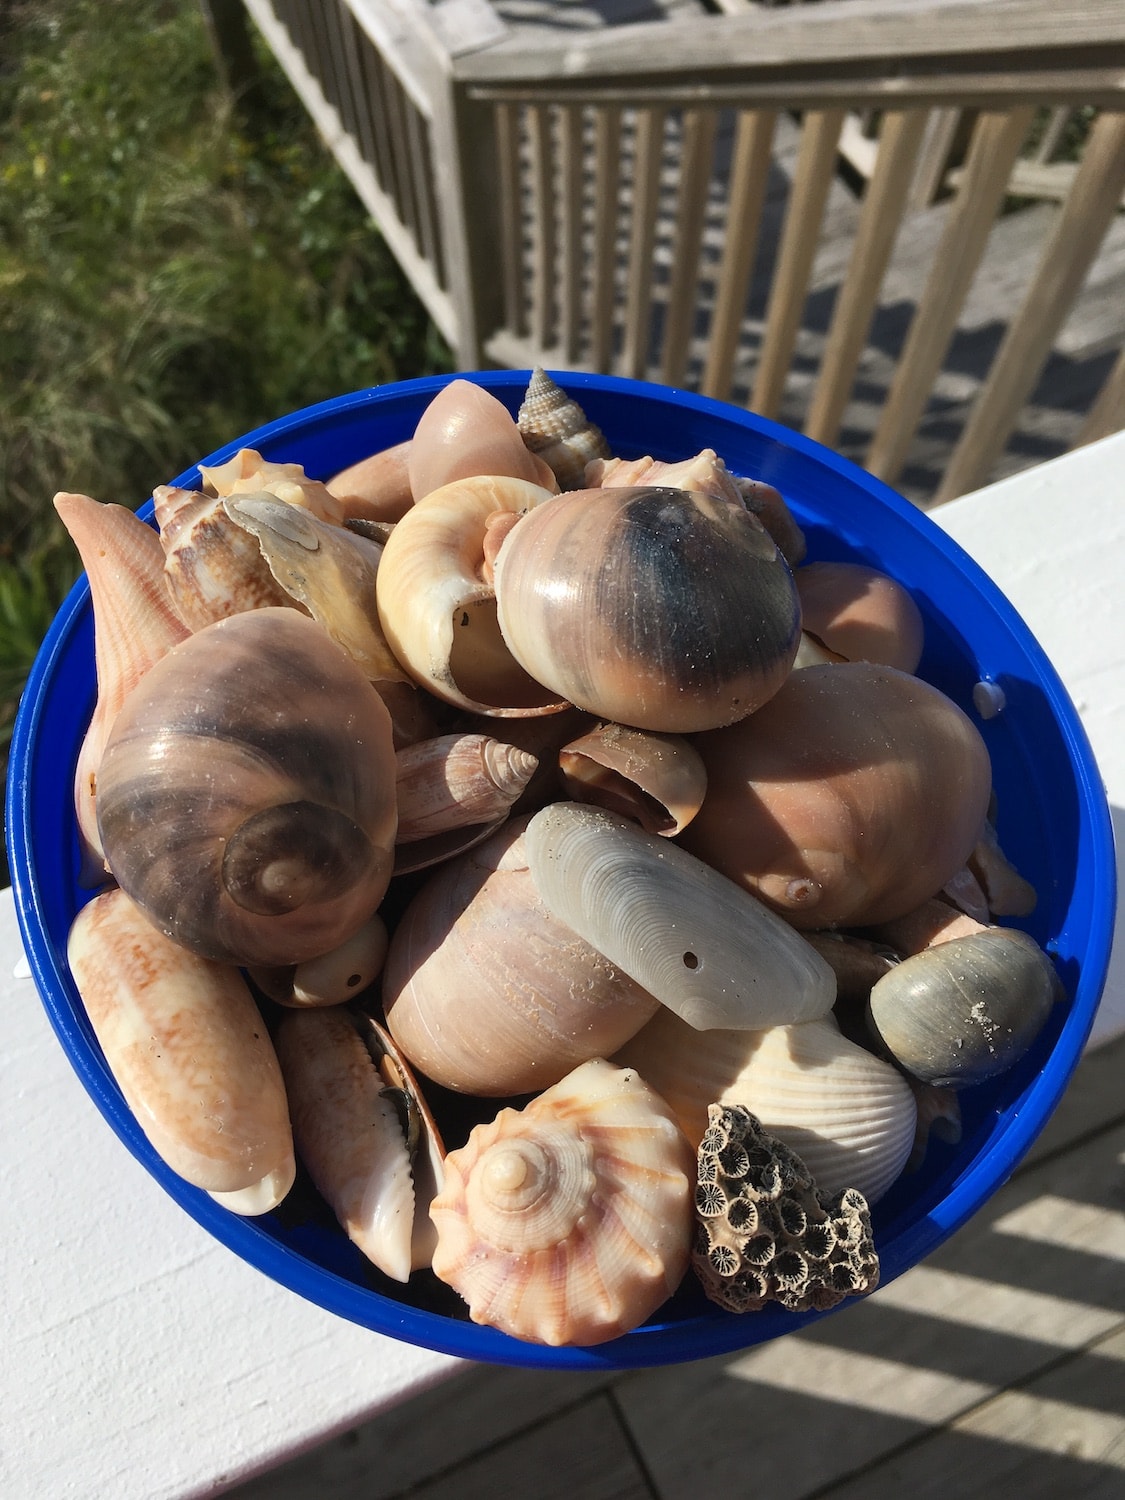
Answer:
[
  {"left": 429, "top": 1058, "right": 695, "bottom": 1346},
  {"left": 681, "top": 662, "right": 994, "bottom": 929},
  {"left": 493, "top": 486, "right": 802, "bottom": 733},
  {"left": 382, "top": 819, "right": 660, "bottom": 1096},
  {"left": 516, "top": 367, "right": 612, "bottom": 490}
]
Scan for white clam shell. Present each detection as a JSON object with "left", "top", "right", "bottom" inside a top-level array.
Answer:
[
  {"left": 617, "top": 1010, "right": 918, "bottom": 1205},
  {"left": 524, "top": 802, "right": 836, "bottom": 1030}
]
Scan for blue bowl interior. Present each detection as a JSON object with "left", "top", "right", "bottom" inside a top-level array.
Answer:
[{"left": 6, "top": 371, "right": 1116, "bottom": 1370}]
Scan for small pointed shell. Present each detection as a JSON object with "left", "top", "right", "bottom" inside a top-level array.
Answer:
[
  {"left": 54, "top": 492, "right": 191, "bottom": 884},
  {"left": 223, "top": 492, "right": 408, "bottom": 686},
  {"left": 409, "top": 380, "right": 559, "bottom": 500},
  {"left": 430, "top": 1058, "right": 694, "bottom": 1346},
  {"left": 395, "top": 733, "right": 539, "bottom": 844},
  {"left": 154, "top": 485, "right": 294, "bottom": 630},
  {"left": 67, "top": 887, "right": 295, "bottom": 1207},
  {"left": 516, "top": 367, "right": 612, "bottom": 491},
  {"left": 525, "top": 803, "right": 836, "bottom": 1031},
  {"left": 558, "top": 721, "right": 707, "bottom": 836},
  {"left": 793, "top": 561, "right": 925, "bottom": 674},
  {"left": 274, "top": 1006, "right": 444, "bottom": 1280},
  {"left": 382, "top": 819, "right": 660, "bottom": 1096},
  {"left": 616, "top": 1011, "right": 917, "bottom": 1205},
  {"left": 374, "top": 472, "right": 566, "bottom": 716}
]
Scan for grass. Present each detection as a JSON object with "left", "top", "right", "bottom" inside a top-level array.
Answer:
[{"left": 0, "top": 0, "right": 450, "bottom": 854}]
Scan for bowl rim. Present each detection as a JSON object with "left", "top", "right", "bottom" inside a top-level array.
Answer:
[{"left": 6, "top": 369, "right": 1117, "bottom": 1369}]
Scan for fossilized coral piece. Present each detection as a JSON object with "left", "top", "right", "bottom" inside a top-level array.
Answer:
[{"left": 692, "top": 1104, "right": 879, "bottom": 1314}]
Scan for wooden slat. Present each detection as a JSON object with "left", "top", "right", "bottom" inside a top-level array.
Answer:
[
  {"left": 864, "top": 107, "right": 1035, "bottom": 485},
  {"left": 404, "top": 100, "right": 442, "bottom": 276},
  {"left": 1075, "top": 344, "right": 1125, "bottom": 447},
  {"left": 659, "top": 109, "right": 719, "bottom": 387},
  {"left": 337, "top": 7, "right": 379, "bottom": 176},
  {"left": 909, "top": 107, "right": 966, "bottom": 207},
  {"left": 1032, "top": 104, "right": 1073, "bottom": 161},
  {"left": 322, "top": 0, "right": 361, "bottom": 145},
  {"left": 700, "top": 108, "right": 777, "bottom": 400},
  {"left": 527, "top": 104, "right": 556, "bottom": 351},
  {"left": 621, "top": 107, "right": 667, "bottom": 380},
  {"left": 495, "top": 102, "right": 526, "bottom": 338},
  {"left": 804, "top": 108, "right": 929, "bottom": 448},
  {"left": 590, "top": 106, "right": 623, "bottom": 373},
  {"left": 937, "top": 109, "right": 1125, "bottom": 499},
  {"left": 355, "top": 27, "right": 399, "bottom": 202},
  {"left": 751, "top": 108, "right": 846, "bottom": 420},
  {"left": 385, "top": 67, "right": 424, "bottom": 251},
  {"left": 558, "top": 105, "right": 585, "bottom": 365}
]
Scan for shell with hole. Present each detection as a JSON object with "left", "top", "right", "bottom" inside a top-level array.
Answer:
[{"left": 429, "top": 1057, "right": 695, "bottom": 1345}]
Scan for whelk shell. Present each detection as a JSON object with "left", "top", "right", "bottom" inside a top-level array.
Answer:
[
  {"left": 67, "top": 886, "right": 295, "bottom": 1210},
  {"left": 200, "top": 448, "right": 345, "bottom": 526},
  {"left": 382, "top": 818, "right": 660, "bottom": 1096},
  {"left": 429, "top": 1057, "right": 694, "bottom": 1346},
  {"left": 525, "top": 802, "right": 836, "bottom": 1031},
  {"left": 153, "top": 485, "right": 293, "bottom": 631},
  {"left": 616, "top": 1009, "right": 917, "bottom": 1205}
]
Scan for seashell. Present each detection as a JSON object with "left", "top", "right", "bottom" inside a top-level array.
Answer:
[
  {"left": 493, "top": 485, "right": 802, "bottom": 733},
  {"left": 585, "top": 448, "right": 743, "bottom": 509},
  {"left": 941, "top": 863, "right": 993, "bottom": 924},
  {"left": 392, "top": 732, "right": 538, "bottom": 873},
  {"left": 616, "top": 1009, "right": 917, "bottom": 1205},
  {"left": 408, "top": 379, "right": 559, "bottom": 501},
  {"left": 222, "top": 492, "right": 409, "bottom": 688},
  {"left": 865, "top": 924, "right": 1061, "bottom": 1089},
  {"left": 200, "top": 448, "right": 345, "bottom": 525},
  {"left": 248, "top": 912, "right": 389, "bottom": 1008},
  {"left": 67, "top": 886, "right": 295, "bottom": 1209},
  {"left": 374, "top": 472, "right": 565, "bottom": 716},
  {"left": 524, "top": 803, "right": 836, "bottom": 1031},
  {"left": 274, "top": 1006, "right": 445, "bottom": 1280},
  {"left": 680, "top": 662, "right": 994, "bottom": 929},
  {"left": 516, "top": 367, "right": 612, "bottom": 491},
  {"left": 327, "top": 438, "right": 415, "bottom": 524},
  {"left": 905, "top": 1077, "right": 963, "bottom": 1172},
  {"left": 793, "top": 561, "right": 925, "bottom": 674},
  {"left": 382, "top": 818, "right": 661, "bottom": 1096},
  {"left": 693, "top": 1105, "right": 879, "bottom": 1314},
  {"left": 95, "top": 608, "right": 398, "bottom": 968},
  {"left": 558, "top": 721, "right": 707, "bottom": 836},
  {"left": 54, "top": 492, "right": 191, "bottom": 885},
  {"left": 153, "top": 485, "right": 293, "bottom": 631},
  {"left": 429, "top": 1057, "right": 695, "bottom": 1345},
  {"left": 457, "top": 705, "right": 598, "bottom": 817},
  {"left": 803, "top": 930, "right": 899, "bottom": 1004},
  {"left": 968, "top": 807, "right": 1038, "bottom": 917},
  {"left": 732, "top": 476, "right": 807, "bottom": 567}
]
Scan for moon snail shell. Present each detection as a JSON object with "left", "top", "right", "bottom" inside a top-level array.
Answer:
[
  {"left": 96, "top": 608, "right": 399, "bottom": 968},
  {"left": 492, "top": 485, "right": 802, "bottom": 734}
]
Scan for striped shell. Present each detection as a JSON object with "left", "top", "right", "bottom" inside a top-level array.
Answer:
[
  {"left": 429, "top": 1058, "right": 694, "bottom": 1345},
  {"left": 516, "top": 367, "right": 612, "bottom": 490}
]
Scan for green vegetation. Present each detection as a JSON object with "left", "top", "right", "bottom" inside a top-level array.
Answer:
[{"left": 0, "top": 0, "right": 450, "bottom": 798}]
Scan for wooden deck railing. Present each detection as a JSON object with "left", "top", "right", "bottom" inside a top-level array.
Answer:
[{"left": 235, "top": 0, "right": 1125, "bottom": 500}]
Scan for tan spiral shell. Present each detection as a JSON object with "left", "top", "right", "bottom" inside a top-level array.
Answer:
[{"left": 429, "top": 1058, "right": 695, "bottom": 1345}]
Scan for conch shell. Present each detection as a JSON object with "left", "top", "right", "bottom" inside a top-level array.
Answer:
[
  {"left": 95, "top": 608, "right": 398, "bottom": 967},
  {"left": 67, "top": 886, "right": 295, "bottom": 1211},
  {"left": 153, "top": 485, "right": 293, "bottom": 631},
  {"left": 429, "top": 1057, "right": 695, "bottom": 1345}
]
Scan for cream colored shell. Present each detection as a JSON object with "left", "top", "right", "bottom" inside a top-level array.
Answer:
[{"left": 429, "top": 1058, "right": 695, "bottom": 1345}]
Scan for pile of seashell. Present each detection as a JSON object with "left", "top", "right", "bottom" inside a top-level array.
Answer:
[{"left": 57, "top": 369, "right": 1062, "bottom": 1347}]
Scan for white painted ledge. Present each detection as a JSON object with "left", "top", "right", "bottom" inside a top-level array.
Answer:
[{"left": 3, "top": 431, "right": 1121, "bottom": 1498}]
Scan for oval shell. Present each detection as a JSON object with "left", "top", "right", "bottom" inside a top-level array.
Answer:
[
  {"left": 429, "top": 1058, "right": 695, "bottom": 1346},
  {"left": 409, "top": 379, "right": 558, "bottom": 500},
  {"left": 67, "top": 886, "right": 295, "bottom": 1207},
  {"left": 96, "top": 608, "right": 398, "bottom": 967},
  {"left": 524, "top": 802, "right": 836, "bottom": 1031},
  {"left": 383, "top": 819, "right": 660, "bottom": 1096},
  {"left": 794, "top": 561, "right": 925, "bottom": 673},
  {"left": 493, "top": 486, "right": 802, "bottom": 733},
  {"left": 616, "top": 1010, "right": 917, "bottom": 1205},
  {"left": 681, "top": 662, "right": 994, "bottom": 929}
]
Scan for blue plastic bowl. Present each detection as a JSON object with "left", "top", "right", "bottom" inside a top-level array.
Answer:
[{"left": 6, "top": 372, "right": 1116, "bottom": 1369}]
